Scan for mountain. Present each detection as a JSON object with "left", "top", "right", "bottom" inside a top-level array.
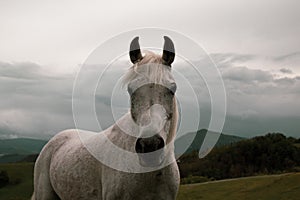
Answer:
[
  {"left": 0, "top": 138, "right": 47, "bottom": 163},
  {"left": 175, "top": 129, "right": 245, "bottom": 156},
  {"left": 0, "top": 130, "right": 244, "bottom": 163}
]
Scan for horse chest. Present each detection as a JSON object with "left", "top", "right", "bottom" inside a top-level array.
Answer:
[
  {"left": 50, "top": 143, "right": 102, "bottom": 199},
  {"left": 101, "top": 164, "right": 179, "bottom": 200}
]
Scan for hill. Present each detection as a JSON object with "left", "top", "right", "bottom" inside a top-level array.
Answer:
[
  {"left": 0, "top": 138, "right": 47, "bottom": 163},
  {"left": 0, "top": 130, "right": 244, "bottom": 163},
  {"left": 179, "top": 133, "right": 300, "bottom": 179},
  {"left": 175, "top": 129, "right": 244, "bottom": 156}
]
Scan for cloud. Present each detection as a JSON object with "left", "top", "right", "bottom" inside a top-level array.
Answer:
[
  {"left": 222, "top": 66, "right": 273, "bottom": 83},
  {"left": 210, "top": 53, "right": 300, "bottom": 137},
  {"left": 1, "top": 56, "right": 300, "bottom": 139},
  {"left": 279, "top": 68, "right": 293, "bottom": 74},
  {"left": 274, "top": 52, "right": 300, "bottom": 62},
  {"left": 0, "top": 61, "right": 75, "bottom": 139},
  {"left": 210, "top": 53, "right": 256, "bottom": 68},
  {"left": 0, "top": 0, "right": 299, "bottom": 139},
  {"left": 0, "top": 61, "right": 133, "bottom": 139}
]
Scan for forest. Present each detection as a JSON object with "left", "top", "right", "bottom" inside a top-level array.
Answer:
[{"left": 179, "top": 133, "right": 300, "bottom": 181}]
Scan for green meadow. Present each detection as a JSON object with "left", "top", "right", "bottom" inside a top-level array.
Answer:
[
  {"left": 1, "top": 163, "right": 300, "bottom": 200},
  {"left": 177, "top": 173, "right": 300, "bottom": 200},
  {"left": 0, "top": 163, "right": 34, "bottom": 200}
]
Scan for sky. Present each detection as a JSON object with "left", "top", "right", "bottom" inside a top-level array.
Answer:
[{"left": 0, "top": 0, "right": 299, "bottom": 139}]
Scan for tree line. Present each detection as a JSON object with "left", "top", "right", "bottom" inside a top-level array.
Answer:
[{"left": 178, "top": 133, "right": 300, "bottom": 180}]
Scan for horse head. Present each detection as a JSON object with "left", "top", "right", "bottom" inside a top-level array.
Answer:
[{"left": 124, "top": 36, "right": 178, "bottom": 167}]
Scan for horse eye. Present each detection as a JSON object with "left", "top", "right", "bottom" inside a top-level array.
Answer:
[
  {"left": 170, "top": 83, "right": 177, "bottom": 94},
  {"left": 166, "top": 113, "right": 173, "bottom": 120}
]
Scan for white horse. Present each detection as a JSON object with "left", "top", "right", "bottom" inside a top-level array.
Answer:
[{"left": 32, "top": 36, "right": 180, "bottom": 200}]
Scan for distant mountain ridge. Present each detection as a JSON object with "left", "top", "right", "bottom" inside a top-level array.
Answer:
[
  {"left": 175, "top": 129, "right": 245, "bottom": 156},
  {"left": 0, "top": 138, "right": 47, "bottom": 163},
  {"left": 0, "top": 130, "right": 244, "bottom": 163}
]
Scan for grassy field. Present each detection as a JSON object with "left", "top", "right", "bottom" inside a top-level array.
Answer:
[
  {"left": 1, "top": 163, "right": 300, "bottom": 200},
  {"left": 177, "top": 173, "right": 300, "bottom": 200},
  {"left": 0, "top": 163, "right": 34, "bottom": 200}
]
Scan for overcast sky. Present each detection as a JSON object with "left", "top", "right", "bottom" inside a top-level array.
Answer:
[{"left": 0, "top": 0, "right": 299, "bottom": 139}]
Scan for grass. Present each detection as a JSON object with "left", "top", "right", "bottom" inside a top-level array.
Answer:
[
  {"left": 294, "top": 143, "right": 300, "bottom": 148},
  {"left": 180, "top": 176, "right": 211, "bottom": 185},
  {"left": 1, "top": 163, "right": 300, "bottom": 200},
  {"left": 177, "top": 173, "right": 300, "bottom": 200},
  {"left": 0, "top": 163, "right": 34, "bottom": 200}
]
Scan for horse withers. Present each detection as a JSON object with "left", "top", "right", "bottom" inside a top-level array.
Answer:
[{"left": 32, "top": 36, "right": 180, "bottom": 200}]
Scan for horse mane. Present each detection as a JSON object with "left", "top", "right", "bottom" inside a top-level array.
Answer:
[{"left": 122, "top": 51, "right": 170, "bottom": 86}]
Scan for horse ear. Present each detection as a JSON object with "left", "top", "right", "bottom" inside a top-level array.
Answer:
[
  {"left": 129, "top": 36, "right": 143, "bottom": 64},
  {"left": 162, "top": 36, "right": 175, "bottom": 66}
]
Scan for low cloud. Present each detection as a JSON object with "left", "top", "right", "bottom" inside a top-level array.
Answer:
[
  {"left": 0, "top": 61, "right": 75, "bottom": 139},
  {"left": 280, "top": 68, "right": 293, "bottom": 74},
  {"left": 222, "top": 66, "right": 273, "bottom": 83},
  {"left": 212, "top": 53, "right": 300, "bottom": 137},
  {"left": 274, "top": 52, "right": 300, "bottom": 62},
  {"left": 0, "top": 55, "right": 300, "bottom": 139}
]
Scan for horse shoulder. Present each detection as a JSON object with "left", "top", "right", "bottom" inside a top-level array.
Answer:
[{"left": 48, "top": 129, "right": 102, "bottom": 199}]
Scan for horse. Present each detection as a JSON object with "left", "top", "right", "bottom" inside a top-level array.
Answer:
[{"left": 31, "top": 36, "right": 180, "bottom": 200}]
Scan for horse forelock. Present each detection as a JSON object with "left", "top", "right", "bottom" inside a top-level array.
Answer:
[{"left": 122, "top": 51, "right": 171, "bottom": 87}]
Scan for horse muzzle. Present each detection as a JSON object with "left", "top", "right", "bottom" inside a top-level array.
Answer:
[{"left": 135, "top": 134, "right": 165, "bottom": 167}]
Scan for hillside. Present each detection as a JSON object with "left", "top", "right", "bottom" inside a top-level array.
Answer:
[
  {"left": 175, "top": 129, "right": 244, "bottom": 156},
  {"left": 0, "top": 130, "right": 244, "bottom": 163},
  {"left": 0, "top": 138, "right": 47, "bottom": 163},
  {"left": 179, "top": 133, "right": 300, "bottom": 179}
]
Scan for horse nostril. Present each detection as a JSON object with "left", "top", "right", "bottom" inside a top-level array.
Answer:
[
  {"left": 157, "top": 136, "right": 165, "bottom": 150},
  {"left": 135, "top": 138, "right": 144, "bottom": 153},
  {"left": 135, "top": 135, "right": 165, "bottom": 153}
]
